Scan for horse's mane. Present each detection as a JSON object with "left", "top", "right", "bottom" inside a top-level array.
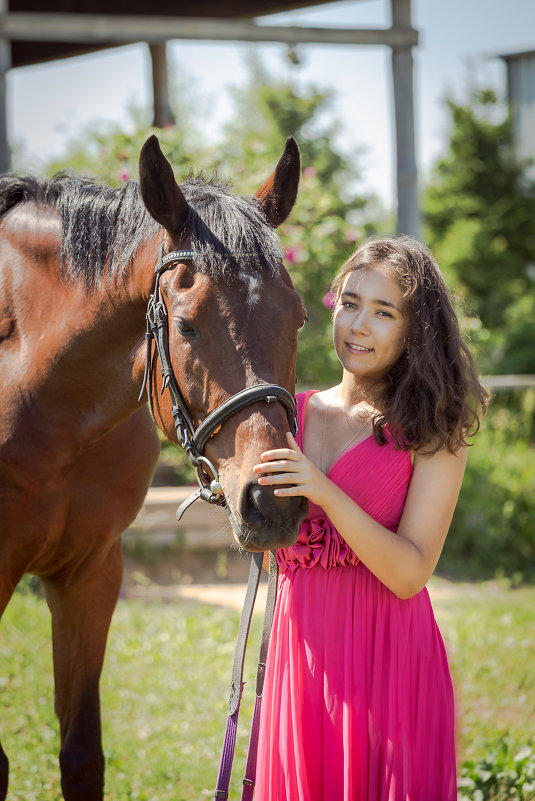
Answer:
[{"left": 0, "top": 171, "right": 281, "bottom": 290}]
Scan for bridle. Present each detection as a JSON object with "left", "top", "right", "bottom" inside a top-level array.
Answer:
[{"left": 138, "top": 245, "right": 298, "bottom": 519}]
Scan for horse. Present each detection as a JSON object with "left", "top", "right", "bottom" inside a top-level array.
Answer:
[{"left": 0, "top": 134, "right": 308, "bottom": 801}]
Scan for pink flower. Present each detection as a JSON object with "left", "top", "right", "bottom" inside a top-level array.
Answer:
[
  {"left": 322, "top": 291, "right": 336, "bottom": 310},
  {"left": 284, "top": 246, "right": 302, "bottom": 264},
  {"left": 118, "top": 170, "right": 130, "bottom": 182},
  {"left": 344, "top": 228, "right": 360, "bottom": 242},
  {"left": 303, "top": 166, "right": 317, "bottom": 179}
]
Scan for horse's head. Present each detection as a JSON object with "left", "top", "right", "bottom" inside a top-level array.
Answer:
[{"left": 138, "top": 135, "right": 307, "bottom": 551}]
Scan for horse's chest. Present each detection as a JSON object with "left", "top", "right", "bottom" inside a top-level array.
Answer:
[
  {"left": 0, "top": 408, "right": 159, "bottom": 577},
  {"left": 0, "top": 462, "right": 140, "bottom": 580}
]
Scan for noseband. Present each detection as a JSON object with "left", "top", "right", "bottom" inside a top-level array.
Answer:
[{"left": 138, "top": 246, "right": 298, "bottom": 519}]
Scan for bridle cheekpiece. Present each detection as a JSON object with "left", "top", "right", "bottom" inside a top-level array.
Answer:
[{"left": 138, "top": 244, "right": 297, "bottom": 520}]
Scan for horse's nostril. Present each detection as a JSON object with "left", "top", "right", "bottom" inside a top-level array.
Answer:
[
  {"left": 244, "top": 482, "right": 306, "bottom": 524},
  {"left": 248, "top": 483, "right": 286, "bottom": 519}
]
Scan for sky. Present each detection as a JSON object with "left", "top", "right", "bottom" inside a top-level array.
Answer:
[{"left": 7, "top": 0, "right": 535, "bottom": 209}]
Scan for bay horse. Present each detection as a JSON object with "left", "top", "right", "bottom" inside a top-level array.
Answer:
[{"left": 0, "top": 134, "right": 307, "bottom": 801}]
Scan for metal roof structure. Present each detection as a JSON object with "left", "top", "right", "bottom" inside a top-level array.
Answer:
[
  {"left": 0, "top": 0, "right": 420, "bottom": 234},
  {"left": 7, "top": 1, "right": 348, "bottom": 67}
]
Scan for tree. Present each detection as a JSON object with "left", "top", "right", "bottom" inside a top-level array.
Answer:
[
  {"left": 43, "top": 80, "right": 205, "bottom": 190},
  {"left": 423, "top": 89, "right": 535, "bottom": 374}
]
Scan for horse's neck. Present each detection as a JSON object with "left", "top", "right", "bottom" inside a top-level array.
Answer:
[
  {"left": 46, "top": 276, "right": 153, "bottom": 445},
  {"left": 1, "top": 214, "right": 155, "bottom": 452}
]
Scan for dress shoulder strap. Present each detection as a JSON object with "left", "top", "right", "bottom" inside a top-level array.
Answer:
[{"left": 295, "top": 390, "right": 318, "bottom": 449}]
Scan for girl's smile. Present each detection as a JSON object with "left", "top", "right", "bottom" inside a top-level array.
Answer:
[{"left": 345, "top": 343, "right": 373, "bottom": 353}]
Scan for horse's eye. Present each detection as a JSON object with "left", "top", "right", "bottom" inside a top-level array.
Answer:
[
  {"left": 175, "top": 318, "right": 197, "bottom": 338},
  {"left": 298, "top": 313, "right": 308, "bottom": 332}
]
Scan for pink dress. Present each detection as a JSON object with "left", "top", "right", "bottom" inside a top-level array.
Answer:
[{"left": 255, "top": 391, "right": 456, "bottom": 801}]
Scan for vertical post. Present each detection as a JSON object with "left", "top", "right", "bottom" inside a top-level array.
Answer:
[
  {"left": 391, "top": 0, "right": 419, "bottom": 237},
  {"left": 0, "top": 0, "right": 10, "bottom": 173},
  {"left": 149, "top": 42, "right": 175, "bottom": 128}
]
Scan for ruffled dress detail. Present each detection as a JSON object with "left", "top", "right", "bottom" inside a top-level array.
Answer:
[{"left": 255, "top": 390, "right": 457, "bottom": 801}]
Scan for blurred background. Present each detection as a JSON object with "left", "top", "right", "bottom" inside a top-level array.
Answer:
[{"left": 3, "top": 1, "right": 534, "bottom": 798}]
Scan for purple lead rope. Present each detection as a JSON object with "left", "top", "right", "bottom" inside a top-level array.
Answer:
[
  {"left": 214, "top": 551, "right": 279, "bottom": 801},
  {"left": 214, "top": 704, "right": 241, "bottom": 799},
  {"left": 240, "top": 694, "right": 263, "bottom": 800}
]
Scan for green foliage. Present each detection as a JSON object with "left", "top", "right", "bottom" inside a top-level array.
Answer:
[
  {"left": 423, "top": 89, "right": 535, "bottom": 374},
  {"left": 44, "top": 70, "right": 207, "bottom": 185},
  {"left": 440, "top": 390, "right": 535, "bottom": 581},
  {"left": 423, "top": 88, "right": 535, "bottom": 582},
  {"left": 14, "top": 573, "right": 43, "bottom": 597},
  {"left": 45, "top": 120, "right": 205, "bottom": 188},
  {"left": 434, "top": 580, "right": 535, "bottom": 762},
  {"left": 158, "top": 431, "right": 196, "bottom": 485},
  {"left": 458, "top": 739, "right": 535, "bottom": 801}
]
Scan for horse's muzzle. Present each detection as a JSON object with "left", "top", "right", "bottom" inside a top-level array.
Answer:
[{"left": 230, "top": 482, "right": 307, "bottom": 551}]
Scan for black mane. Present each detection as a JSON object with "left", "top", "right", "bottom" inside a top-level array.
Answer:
[{"left": 0, "top": 171, "right": 282, "bottom": 290}]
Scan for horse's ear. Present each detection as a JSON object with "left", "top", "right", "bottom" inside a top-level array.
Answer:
[
  {"left": 256, "top": 137, "right": 301, "bottom": 228},
  {"left": 139, "top": 135, "right": 189, "bottom": 234}
]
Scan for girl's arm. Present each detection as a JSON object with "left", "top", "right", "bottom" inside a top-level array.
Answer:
[{"left": 253, "top": 432, "right": 467, "bottom": 599}]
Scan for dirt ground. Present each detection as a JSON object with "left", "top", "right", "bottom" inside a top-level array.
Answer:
[
  {"left": 121, "top": 546, "right": 268, "bottom": 609},
  {"left": 122, "top": 548, "right": 485, "bottom": 611}
]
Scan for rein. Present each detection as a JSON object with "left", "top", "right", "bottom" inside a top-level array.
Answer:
[
  {"left": 214, "top": 550, "right": 279, "bottom": 800},
  {"left": 138, "top": 245, "right": 297, "bottom": 519}
]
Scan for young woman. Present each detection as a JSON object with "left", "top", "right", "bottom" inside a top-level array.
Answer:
[{"left": 252, "top": 237, "right": 488, "bottom": 801}]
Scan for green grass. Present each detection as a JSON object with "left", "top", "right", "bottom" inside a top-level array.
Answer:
[
  {"left": 1, "top": 578, "right": 534, "bottom": 800},
  {"left": 428, "top": 579, "right": 535, "bottom": 760}
]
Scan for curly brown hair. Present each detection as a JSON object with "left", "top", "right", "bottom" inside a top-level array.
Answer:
[{"left": 331, "top": 236, "right": 488, "bottom": 454}]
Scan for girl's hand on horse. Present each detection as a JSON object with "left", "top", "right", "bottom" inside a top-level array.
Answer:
[{"left": 253, "top": 432, "right": 333, "bottom": 508}]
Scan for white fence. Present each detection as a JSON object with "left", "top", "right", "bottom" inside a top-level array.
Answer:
[{"left": 481, "top": 375, "right": 535, "bottom": 391}]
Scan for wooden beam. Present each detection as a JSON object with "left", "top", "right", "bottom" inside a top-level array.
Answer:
[
  {"left": 0, "top": 0, "right": 10, "bottom": 173},
  {"left": 391, "top": 0, "right": 419, "bottom": 237},
  {"left": 149, "top": 42, "right": 175, "bottom": 128},
  {"left": 0, "top": 12, "right": 418, "bottom": 48}
]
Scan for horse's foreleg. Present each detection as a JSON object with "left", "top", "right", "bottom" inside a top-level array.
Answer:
[
  {"left": 42, "top": 541, "right": 123, "bottom": 801},
  {"left": 0, "top": 562, "right": 28, "bottom": 801},
  {"left": 0, "top": 744, "right": 6, "bottom": 801},
  {"left": 0, "top": 585, "right": 13, "bottom": 801}
]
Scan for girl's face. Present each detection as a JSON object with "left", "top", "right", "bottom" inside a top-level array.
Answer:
[{"left": 333, "top": 265, "right": 409, "bottom": 382}]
